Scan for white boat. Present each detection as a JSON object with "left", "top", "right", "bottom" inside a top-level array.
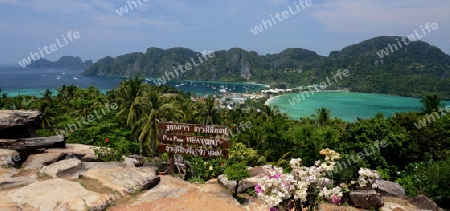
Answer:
[
  {"left": 219, "top": 89, "right": 227, "bottom": 93},
  {"left": 73, "top": 77, "right": 78, "bottom": 80}
]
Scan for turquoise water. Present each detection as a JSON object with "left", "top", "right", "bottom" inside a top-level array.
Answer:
[
  {"left": 268, "top": 91, "right": 450, "bottom": 122},
  {"left": 0, "top": 67, "right": 265, "bottom": 96}
]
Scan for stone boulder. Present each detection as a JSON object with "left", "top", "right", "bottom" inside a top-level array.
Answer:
[
  {"left": 123, "top": 157, "right": 139, "bottom": 167},
  {"left": 218, "top": 166, "right": 266, "bottom": 193},
  {"left": 379, "top": 196, "right": 428, "bottom": 211},
  {"left": 80, "top": 166, "right": 160, "bottom": 196},
  {"left": 0, "top": 110, "right": 41, "bottom": 139},
  {"left": 6, "top": 178, "right": 113, "bottom": 211},
  {"left": 82, "top": 161, "right": 124, "bottom": 171},
  {"left": 349, "top": 190, "right": 384, "bottom": 209},
  {"left": 110, "top": 175, "right": 245, "bottom": 211},
  {"left": 23, "top": 152, "right": 65, "bottom": 171},
  {"left": 0, "top": 167, "right": 36, "bottom": 189},
  {"left": 45, "top": 143, "right": 97, "bottom": 161},
  {"left": 409, "top": 194, "right": 443, "bottom": 211},
  {"left": 0, "top": 149, "right": 20, "bottom": 167},
  {"left": 376, "top": 180, "right": 406, "bottom": 198},
  {"left": 38, "top": 158, "right": 82, "bottom": 179}
]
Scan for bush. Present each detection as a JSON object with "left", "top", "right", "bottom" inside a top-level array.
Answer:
[
  {"left": 224, "top": 162, "right": 251, "bottom": 197},
  {"left": 188, "top": 156, "right": 224, "bottom": 181},
  {"left": 396, "top": 160, "right": 450, "bottom": 205},
  {"left": 228, "top": 142, "right": 261, "bottom": 166}
]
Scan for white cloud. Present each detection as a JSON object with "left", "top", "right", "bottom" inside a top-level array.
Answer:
[
  {"left": 310, "top": 0, "right": 450, "bottom": 35},
  {"left": 266, "top": 0, "right": 287, "bottom": 5}
]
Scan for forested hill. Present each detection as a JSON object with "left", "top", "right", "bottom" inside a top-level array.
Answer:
[
  {"left": 82, "top": 36, "right": 450, "bottom": 99},
  {"left": 27, "top": 56, "right": 93, "bottom": 69}
]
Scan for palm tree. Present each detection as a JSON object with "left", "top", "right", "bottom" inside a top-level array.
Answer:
[
  {"left": 315, "top": 106, "right": 331, "bottom": 125},
  {"left": 132, "top": 90, "right": 183, "bottom": 157},
  {"left": 420, "top": 93, "right": 443, "bottom": 114},
  {"left": 114, "top": 77, "right": 148, "bottom": 126},
  {"left": 261, "top": 105, "right": 280, "bottom": 121},
  {"left": 194, "top": 95, "right": 220, "bottom": 125}
]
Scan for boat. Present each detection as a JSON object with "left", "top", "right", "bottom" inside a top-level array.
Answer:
[
  {"left": 219, "top": 89, "right": 227, "bottom": 93},
  {"left": 73, "top": 77, "right": 78, "bottom": 80}
]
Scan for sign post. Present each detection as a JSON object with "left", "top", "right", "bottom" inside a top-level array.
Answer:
[{"left": 157, "top": 122, "right": 230, "bottom": 158}]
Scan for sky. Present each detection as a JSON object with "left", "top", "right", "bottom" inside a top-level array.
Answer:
[{"left": 1, "top": 0, "right": 449, "bottom": 66}]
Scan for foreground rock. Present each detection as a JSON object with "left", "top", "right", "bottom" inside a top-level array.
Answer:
[
  {"left": 80, "top": 166, "right": 160, "bottom": 196},
  {"left": 409, "top": 194, "right": 443, "bottom": 211},
  {"left": 110, "top": 175, "right": 249, "bottom": 211},
  {"left": 6, "top": 178, "right": 113, "bottom": 211},
  {"left": 218, "top": 166, "right": 266, "bottom": 193},
  {"left": 0, "top": 110, "right": 41, "bottom": 139},
  {"left": 38, "top": 158, "right": 82, "bottom": 179},
  {"left": 0, "top": 149, "right": 20, "bottom": 167},
  {"left": 46, "top": 143, "right": 97, "bottom": 161},
  {"left": 376, "top": 180, "right": 406, "bottom": 198},
  {"left": 0, "top": 135, "right": 65, "bottom": 151},
  {"left": 350, "top": 190, "right": 384, "bottom": 209},
  {"left": 0, "top": 167, "right": 36, "bottom": 189},
  {"left": 23, "top": 152, "right": 66, "bottom": 171}
]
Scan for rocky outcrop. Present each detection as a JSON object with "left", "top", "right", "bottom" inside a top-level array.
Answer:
[
  {"left": 80, "top": 166, "right": 160, "bottom": 196},
  {"left": 218, "top": 166, "right": 266, "bottom": 193},
  {"left": 110, "top": 175, "right": 247, "bottom": 211},
  {"left": 0, "top": 149, "right": 20, "bottom": 167},
  {"left": 46, "top": 143, "right": 97, "bottom": 161},
  {"left": 409, "top": 194, "right": 443, "bottom": 211},
  {"left": 349, "top": 190, "right": 384, "bottom": 209},
  {"left": 0, "top": 135, "right": 65, "bottom": 151},
  {"left": 6, "top": 178, "right": 113, "bottom": 211},
  {"left": 376, "top": 180, "right": 406, "bottom": 198},
  {"left": 23, "top": 152, "right": 66, "bottom": 171},
  {"left": 0, "top": 110, "right": 41, "bottom": 139},
  {"left": 38, "top": 158, "right": 82, "bottom": 179},
  {"left": 0, "top": 167, "right": 36, "bottom": 189}
]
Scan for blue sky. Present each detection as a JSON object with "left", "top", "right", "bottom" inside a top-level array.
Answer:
[{"left": 1, "top": 0, "right": 449, "bottom": 66}]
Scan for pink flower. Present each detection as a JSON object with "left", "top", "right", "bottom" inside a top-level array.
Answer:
[
  {"left": 268, "top": 172, "right": 281, "bottom": 179},
  {"left": 255, "top": 185, "right": 262, "bottom": 194},
  {"left": 328, "top": 194, "right": 341, "bottom": 205},
  {"left": 105, "top": 138, "right": 110, "bottom": 143}
]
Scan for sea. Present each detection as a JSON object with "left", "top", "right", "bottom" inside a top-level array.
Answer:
[
  {"left": 267, "top": 91, "right": 450, "bottom": 122},
  {"left": 1, "top": 66, "right": 448, "bottom": 122},
  {"left": 0, "top": 67, "right": 265, "bottom": 96}
]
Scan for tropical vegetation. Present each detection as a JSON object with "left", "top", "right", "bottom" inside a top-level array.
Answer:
[{"left": 0, "top": 82, "right": 449, "bottom": 207}]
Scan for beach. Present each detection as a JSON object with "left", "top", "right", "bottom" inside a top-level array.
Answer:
[
  {"left": 264, "top": 89, "right": 349, "bottom": 106},
  {"left": 265, "top": 95, "right": 282, "bottom": 106}
]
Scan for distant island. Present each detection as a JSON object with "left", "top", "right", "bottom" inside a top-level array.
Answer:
[
  {"left": 27, "top": 56, "right": 93, "bottom": 69},
  {"left": 81, "top": 36, "right": 450, "bottom": 99}
]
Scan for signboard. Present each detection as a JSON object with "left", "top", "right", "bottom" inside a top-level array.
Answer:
[
  {"left": 157, "top": 121, "right": 230, "bottom": 159},
  {"left": 157, "top": 133, "right": 230, "bottom": 148},
  {"left": 158, "top": 122, "right": 229, "bottom": 135},
  {"left": 158, "top": 144, "right": 228, "bottom": 158}
]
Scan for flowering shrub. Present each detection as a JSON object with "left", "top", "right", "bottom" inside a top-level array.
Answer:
[
  {"left": 255, "top": 148, "right": 344, "bottom": 211},
  {"left": 357, "top": 167, "right": 380, "bottom": 189}
]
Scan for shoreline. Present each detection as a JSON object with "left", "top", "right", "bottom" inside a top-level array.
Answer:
[{"left": 264, "top": 89, "right": 349, "bottom": 106}]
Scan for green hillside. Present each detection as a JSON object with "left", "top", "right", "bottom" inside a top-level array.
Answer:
[{"left": 82, "top": 36, "right": 450, "bottom": 99}]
